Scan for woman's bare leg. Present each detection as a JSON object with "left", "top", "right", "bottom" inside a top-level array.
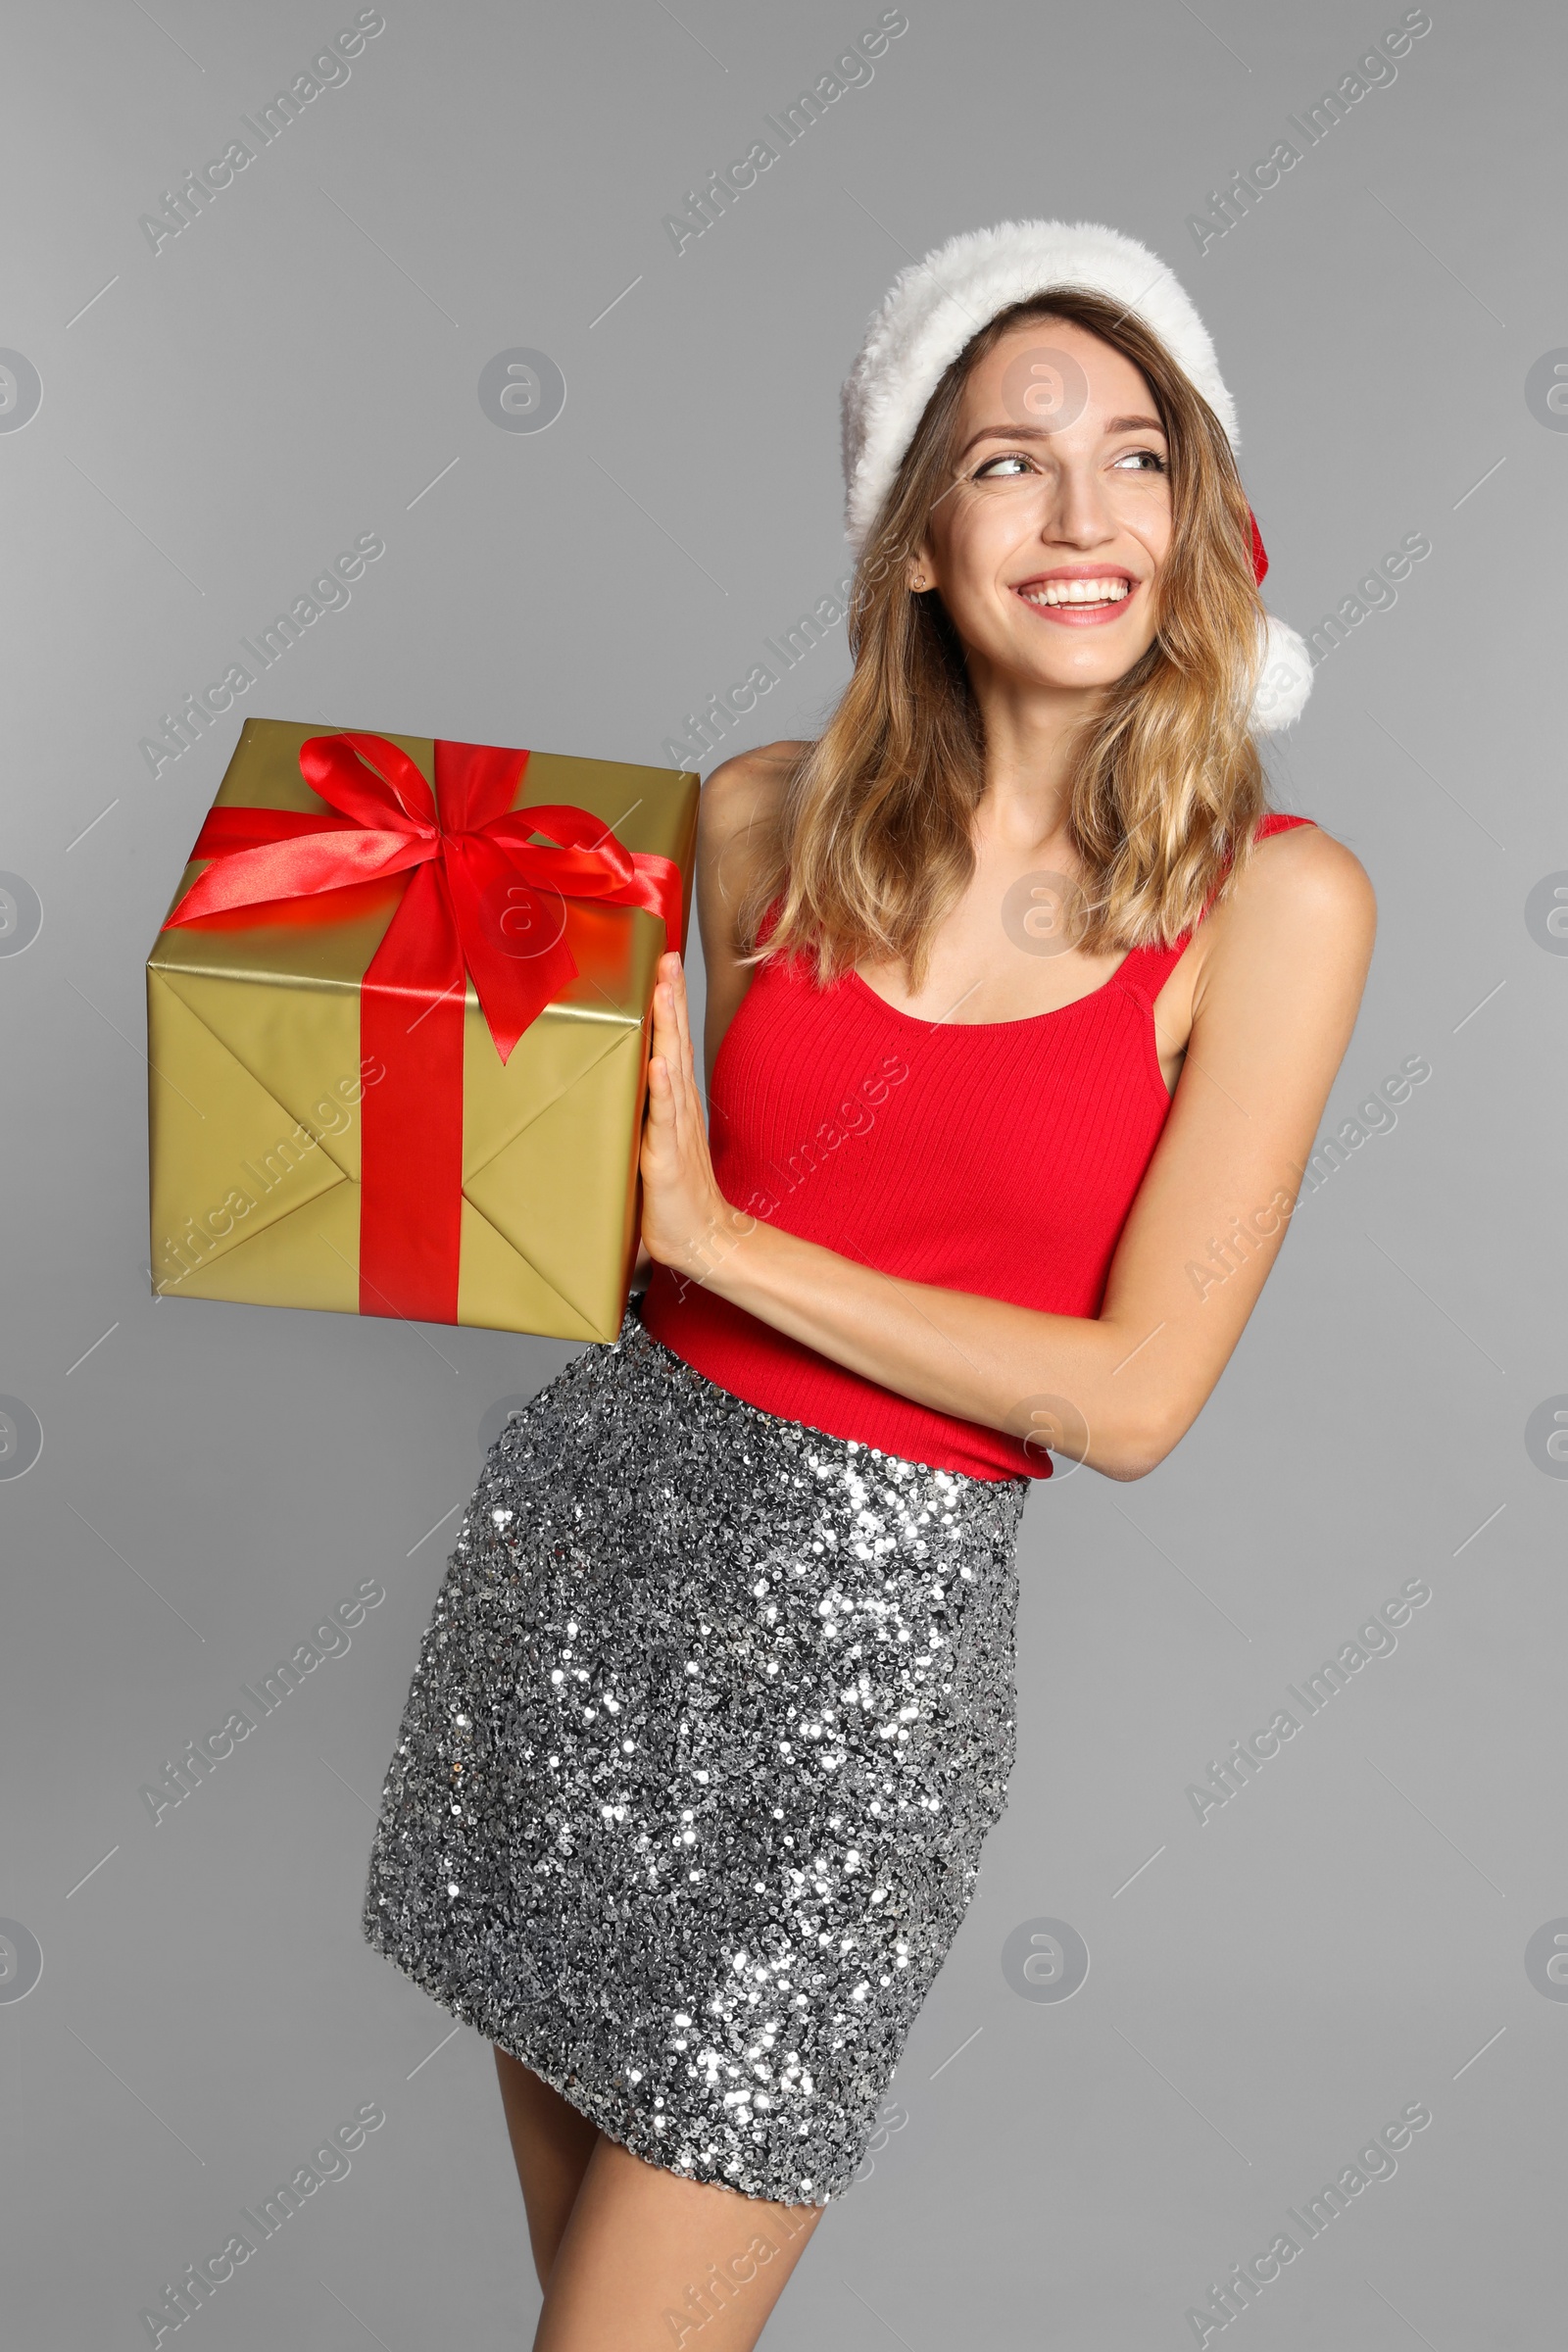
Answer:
[
  {"left": 493, "top": 2047, "right": 601, "bottom": 2288},
  {"left": 533, "top": 2132, "right": 824, "bottom": 2351}
]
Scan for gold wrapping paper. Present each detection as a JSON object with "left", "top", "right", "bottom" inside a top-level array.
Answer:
[{"left": 145, "top": 717, "right": 699, "bottom": 1341}]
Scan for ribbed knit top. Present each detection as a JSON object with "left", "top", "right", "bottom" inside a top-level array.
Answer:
[{"left": 640, "top": 813, "right": 1314, "bottom": 1481}]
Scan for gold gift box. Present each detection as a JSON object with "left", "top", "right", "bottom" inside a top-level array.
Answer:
[{"left": 146, "top": 717, "right": 699, "bottom": 1341}]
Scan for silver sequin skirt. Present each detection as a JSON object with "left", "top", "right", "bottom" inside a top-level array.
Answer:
[{"left": 361, "top": 1301, "right": 1029, "bottom": 2205}]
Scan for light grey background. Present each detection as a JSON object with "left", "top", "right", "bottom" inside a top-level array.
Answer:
[{"left": 3, "top": 2, "right": 1563, "bottom": 2345}]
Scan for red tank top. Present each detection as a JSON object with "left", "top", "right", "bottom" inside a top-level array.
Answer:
[{"left": 640, "top": 813, "right": 1315, "bottom": 1481}]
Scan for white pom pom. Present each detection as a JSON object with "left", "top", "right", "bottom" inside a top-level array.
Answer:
[{"left": 1250, "top": 614, "right": 1314, "bottom": 733}]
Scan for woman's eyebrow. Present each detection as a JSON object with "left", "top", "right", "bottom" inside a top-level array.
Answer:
[{"left": 955, "top": 413, "right": 1166, "bottom": 460}]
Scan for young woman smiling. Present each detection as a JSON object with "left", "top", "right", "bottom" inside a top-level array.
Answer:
[{"left": 363, "top": 221, "right": 1374, "bottom": 2349}]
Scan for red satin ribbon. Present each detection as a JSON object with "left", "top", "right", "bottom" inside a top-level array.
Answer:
[{"left": 164, "top": 732, "right": 683, "bottom": 1324}]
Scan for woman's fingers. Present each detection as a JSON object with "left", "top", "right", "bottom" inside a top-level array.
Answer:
[
  {"left": 649, "top": 972, "right": 686, "bottom": 1151},
  {"left": 655, "top": 958, "right": 692, "bottom": 1128},
  {"left": 677, "top": 964, "right": 704, "bottom": 1124},
  {"left": 657, "top": 958, "right": 682, "bottom": 1051},
  {"left": 642, "top": 1053, "right": 667, "bottom": 1169},
  {"left": 667, "top": 952, "right": 695, "bottom": 1075},
  {"left": 641, "top": 956, "right": 731, "bottom": 1275},
  {"left": 646, "top": 959, "right": 715, "bottom": 1214}
]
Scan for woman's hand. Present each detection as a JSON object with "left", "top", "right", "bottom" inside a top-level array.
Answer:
[{"left": 640, "top": 951, "right": 753, "bottom": 1286}]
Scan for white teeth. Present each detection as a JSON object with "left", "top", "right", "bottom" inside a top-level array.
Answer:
[{"left": 1019, "top": 577, "right": 1132, "bottom": 606}]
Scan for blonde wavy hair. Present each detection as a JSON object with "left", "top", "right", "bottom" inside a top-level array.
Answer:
[{"left": 737, "top": 286, "right": 1271, "bottom": 989}]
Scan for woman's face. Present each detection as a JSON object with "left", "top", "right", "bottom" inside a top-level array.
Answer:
[{"left": 913, "top": 318, "right": 1174, "bottom": 699}]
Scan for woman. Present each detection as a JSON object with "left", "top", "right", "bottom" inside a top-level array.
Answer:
[{"left": 363, "top": 220, "right": 1374, "bottom": 2347}]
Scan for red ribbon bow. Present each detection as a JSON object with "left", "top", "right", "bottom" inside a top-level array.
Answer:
[{"left": 164, "top": 731, "right": 683, "bottom": 1324}]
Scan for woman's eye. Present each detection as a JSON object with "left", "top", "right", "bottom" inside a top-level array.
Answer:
[
  {"left": 972, "top": 452, "right": 1033, "bottom": 479},
  {"left": 1111, "top": 449, "right": 1168, "bottom": 473}
]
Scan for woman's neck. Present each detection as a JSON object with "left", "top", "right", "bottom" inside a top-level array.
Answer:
[{"left": 968, "top": 665, "right": 1106, "bottom": 854}]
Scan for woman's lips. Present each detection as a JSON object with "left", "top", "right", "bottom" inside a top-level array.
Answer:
[{"left": 1013, "top": 579, "right": 1140, "bottom": 628}]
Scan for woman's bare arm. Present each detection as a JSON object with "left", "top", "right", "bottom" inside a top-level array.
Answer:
[{"left": 640, "top": 823, "right": 1376, "bottom": 1477}]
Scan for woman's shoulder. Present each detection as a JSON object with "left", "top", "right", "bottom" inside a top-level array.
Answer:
[
  {"left": 699, "top": 738, "right": 810, "bottom": 830},
  {"left": 693, "top": 742, "right": 813, "bottom": 1063},
  {"left": 1246, "top": 811, "right": 1377, "bottom": 924},
  {"left": 1198, "top": 810, "right": 1376, "bottom": 995},
  {"left": 696, "top": 738, "right": 810, "bottom": 904}
]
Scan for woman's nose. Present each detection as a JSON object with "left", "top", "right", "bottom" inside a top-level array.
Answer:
[{"left": 1040, "top": 461, "right": 1115, "bottom": 545}]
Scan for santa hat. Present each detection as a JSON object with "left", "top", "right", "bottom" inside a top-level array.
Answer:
[{"left": 840, "top": 219, "right": 1312, "bottom": 731}]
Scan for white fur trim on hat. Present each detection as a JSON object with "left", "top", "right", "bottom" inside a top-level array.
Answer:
[
  {"left": 1253, "top": 616, "right": 1314, "bottom": 731},
  {"left": 840, "top": 218, "right": 1311, "bottom": 732}
]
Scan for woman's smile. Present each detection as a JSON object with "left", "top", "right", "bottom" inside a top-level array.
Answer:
[{"left": 1013, "top": 564, "right": 1140, "bottom": 626}]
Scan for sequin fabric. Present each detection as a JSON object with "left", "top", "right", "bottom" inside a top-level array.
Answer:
[{"left": 361, "top": 1301, "right": 1029, "bottom": 2205}]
